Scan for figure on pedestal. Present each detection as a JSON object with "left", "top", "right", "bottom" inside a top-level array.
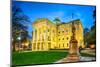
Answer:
[
  {"left": 67, "top": 21, "right": 80, "bottom": 62},
  {"left": 62, "top": 21, "right": 80, "bottom": 63}
]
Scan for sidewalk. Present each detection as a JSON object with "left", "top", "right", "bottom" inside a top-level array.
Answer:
[{"left": 54, "top": 56, "right": 96, "bottom": 63}]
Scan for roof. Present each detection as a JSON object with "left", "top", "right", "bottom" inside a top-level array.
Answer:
[
  {"left": 32, "top": 18, "right": 55, "bottom": 25},
  {"left": 57, "top": 19, "right": 83, "bottom": 28},
  {"left": 32, "top": 18, "right": 83, "bottom": 28},
  {"left": 57, "top": 19, "right": 80, "bottom": 25}
]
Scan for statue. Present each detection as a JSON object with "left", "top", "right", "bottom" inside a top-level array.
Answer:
[
  {"left": 67, "top": 22, "right": 80, "bottom": 62},
  {"left": 62, "top": 21, "right": 80, "bottom": 62}
]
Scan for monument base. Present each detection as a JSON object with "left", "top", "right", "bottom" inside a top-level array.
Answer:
[{"left": 61, "top": 54, "right": 80, "bottom": 63}]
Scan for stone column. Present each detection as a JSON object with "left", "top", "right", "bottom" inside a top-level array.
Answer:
[
  {"left": 35, "top": 43, "right": 37, "bottom": 51},
  {"left": 45, "top": 30, "right": 48, "bottom": 51},
  {"left": 35, "top": 29, "right": 38, "bottom": 51},
  {"left": 32, "top": 30, "right": 36, "bottom": 51},
  {"left": 32, "top": 32, "right": 34, "bottom": 51}
]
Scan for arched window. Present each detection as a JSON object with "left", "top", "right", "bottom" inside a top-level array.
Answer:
[
  {"left": 59, "top": 39, "right": 60, "bottom": 41},
  {"left": 63, "top": 43, "right": 64, "bottom": 47},
  {"left": 67, "top": 43, "right": 69, "bottom": 47},
  {"left": 67, "top": 37, "right": 69, "bottom": 40},
  {"left": 48, "top": 43, "right": 51, "bottom": 48}
]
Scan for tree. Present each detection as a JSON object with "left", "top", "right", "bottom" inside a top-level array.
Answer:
[
  {"left": 89, "top": 8, "right": 96, "bottom": 45},
  {"left": 12, "top": 6, "right": 30, "bottom": 51},
  {"left": 84, "top": 8, "right": 96, "bottom": 48},
  {"left": 84, "top": 28, "right": 90, "bottom": 47}
]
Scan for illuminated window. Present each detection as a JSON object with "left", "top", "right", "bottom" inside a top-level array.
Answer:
[
  {"left": 67, "top": 37, "right": 69, "bottom": 40},
  {"left": 42, "top": 38, "right": 44, "bottom": 41},
  {"left": 41, "top": 43, "right": 43, "bottom": 50},
  {"left": 48, "top": 43, "right": 51, "bottom": 48},
  {"left": 53, "top": 38, "right": 55, "bottom": 41},
  {"left": 59, "top": 39, "right": 60, "bottom": 41},
  {"left": 33, "top": 43, "right": 36, "bottom": 49},
  {"left": 37, "top": 43, "right": 40, "bottom": 50},
  {"left": 53, "top": 30, "right": 55, "bottom": 32},
  {"left": 48, "top": 29, "right": 49, "bottom": 32},
  {"left": 63, "top": 44, "right": 64, "bottom": 47},
  {"left": 48, "top": 36, "right": 50, "bottom": 41},
  {"left": 44, "top": 30, "right": 45, "bottom": 32},
  {"left": 67, "top": 43, "right": 69, "bottom": 47},
  {"left": 59, "top": 44, "right": 60, "bottom": 48}
]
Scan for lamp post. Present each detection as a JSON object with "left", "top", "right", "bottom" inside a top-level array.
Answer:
[
  {"left": 16, "top": 30, "right": 24, "bottom": 52},
  {"left": 17, "top": 34, "right": 21, "bottom": 53},
  {"left": 12, "top": 38, "right": 14, "bottom": 51},
  {"left": 12, "top": 38, "right": 13, "bottom": 41}
]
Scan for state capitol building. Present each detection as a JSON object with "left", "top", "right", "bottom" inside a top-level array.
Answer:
[{"left": 32, "top": 18, "right": 84, "bottom": 51}]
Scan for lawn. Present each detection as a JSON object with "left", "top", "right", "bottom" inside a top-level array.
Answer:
[
  {"left": 12, "top": 51, "right": 96, "bottom": 66},
  {"left": 12, "top": 51, "right": 67, "bottom": 65}
]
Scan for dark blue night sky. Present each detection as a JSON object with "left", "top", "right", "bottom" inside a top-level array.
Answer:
[{"left": 13, "top": 1, "right": 96, "bottom": 36}]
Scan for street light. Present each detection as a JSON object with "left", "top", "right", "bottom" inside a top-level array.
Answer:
[
  {"left": 12, "top": 38, "right": 13, "bottom": 41},
  {"left": 17, "top": 36, "right": 21, "bottom": 40},
  {"left": 17, "top": 36, "right": 21, "bottom": 52},
  {"left": 16, "top": 30, "right": 24, "bottom": 52},
  {"left": 12, "top": 38, "right": 14, "bottom": 51}
]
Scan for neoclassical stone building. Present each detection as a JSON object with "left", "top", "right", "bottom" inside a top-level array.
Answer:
[{"left": 32, "top": 18, "right": 84, "bottom": 51}]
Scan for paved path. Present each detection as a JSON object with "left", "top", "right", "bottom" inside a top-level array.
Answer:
[{"left": 54, "top": 56, "right": 96, "bottom": 63}]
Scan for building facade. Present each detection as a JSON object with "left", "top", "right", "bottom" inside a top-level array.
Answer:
[{"left": 32, "top": 18, "right": 84, "bottom": 51}]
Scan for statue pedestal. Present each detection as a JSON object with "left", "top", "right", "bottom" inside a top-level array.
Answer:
[
  {"left": 66, "top": 54, "right": 80, "bottom": 62},
  {"left": 62, "top": 36, "right": 80, "bottom": 63},
  {"left": 61, "top": 55, "right": 80, "bottom": 63},
  {"left": 66, "top": 39, "right": 80, "bottom": 62},
  {"left": 62, "top": 39, "right": 80, "bottom": 63},
  {"left": 61, "top": 40, "right": 80, "bottom": 63}
]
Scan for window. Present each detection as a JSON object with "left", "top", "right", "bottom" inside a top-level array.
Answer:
[
  {"left": 48, "top": 43, "right": 51, "bottom": 48},
  {"left": 44, "top": 30, "right": 45, "bottom": 32},
  {"left": 53, "top": 38, "right": 55, "bottom": 41},
  {"left": 48, "top": 36, "right": 51, "bottom": 41},
  {"left": 53, "top": 30, "right": 55, "bottom": 32},
  {"left": 63, "top": 44, "right": 64, "bottom": 47},
  {"left": 40, "top": 32, "right": 41, "bottom": 34},
  {"left": 63, "top": 38, "right": 64, "bottom": 40},
  {"left": 41, "top": 43, "right": 43, "bottom": 50},
  {"left": 33, "top": 43, "right": 36, "bottom": 49},
  {"left": 48, "top": 29, "right": 49, "bottom": 32},
  {"left": 67, "top": 37, "right": 69, "bottom": 40},
  {"left": 67, "top": 43, "right": 69, "bottom": 47},
  {"left": 42, "top": 38, "right": 44, "bottom": 41},
  {"left": 59, "top": 44, "right": 60, "bottom": 48},
  {"left": 37, "top": 43, "right": 40, "bottom": 50},
  {"left": 59, "top": 39, "right": 60, "bottom": 41}
]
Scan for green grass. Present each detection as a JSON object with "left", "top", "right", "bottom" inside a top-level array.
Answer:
[
  {"left": 12, "top": 51, "right": 67, "bottom": 65},
  {"left": 12, "top": 51, "right": 96, "bottom": 66}
]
